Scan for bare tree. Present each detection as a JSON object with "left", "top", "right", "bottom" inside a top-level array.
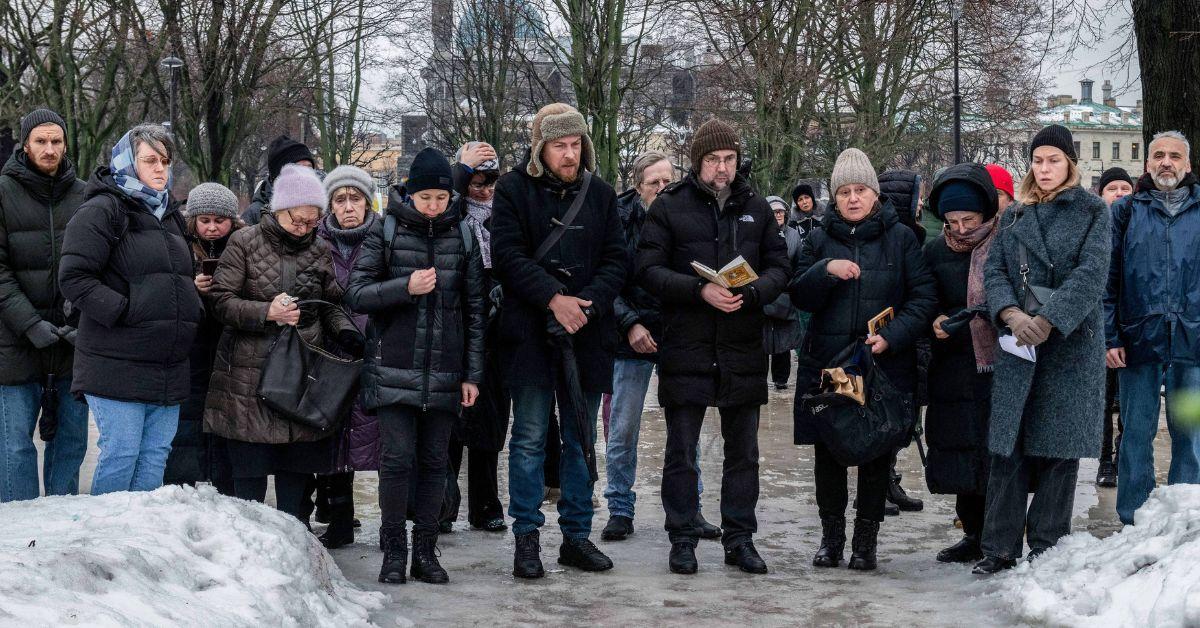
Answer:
[{"left": 1133, "top": 0, "right": 1200, "bottom": 173}]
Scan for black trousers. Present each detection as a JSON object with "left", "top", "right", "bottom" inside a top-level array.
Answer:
[
  {"left": 770, "top": 352, "right": 792, "bottom": 385},
  {"left": 1101, "top": 368, "right": 1123, "bottom": 463},
  {"left": 662, "top": 404, "right": 760, "bottom": 548},
  {"left": 980, "top": 449, "right": 1079, "bottom": 560},
  {"left": 442, "top": 434, "right": 504, "bottom": 527},
  {"left": 814, "top": 442, "right": 891, "bottom": 523},
  {"left": 378, "top": 404, "right": 456, "bottom": 534},
  {"left": 233, "top": 471, "right": 312, "bottom": 522},
  {"left": 956, "top": 493, "right": 987, "bottom": 538}
]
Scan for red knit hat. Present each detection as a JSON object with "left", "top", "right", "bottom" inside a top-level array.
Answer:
[{"left": 985, "top": 164, "right": 1014, "bottom": 199}]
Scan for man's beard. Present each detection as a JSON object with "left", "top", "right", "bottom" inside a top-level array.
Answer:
[
  {"left": 1153, "top": 169, "right": 1180, "bottom": 190},
  {"left": 551, "top": 165, "right": 579, "bottom": 183}
]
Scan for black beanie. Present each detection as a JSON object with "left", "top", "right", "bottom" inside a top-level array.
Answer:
[
  {"left": 20, "top": 109, "right": 67, "bottom": 144},
  {"left": 267, "top": 135, "right": 315, "bottom": 182},
  {"left": 792, "top": 182, "right": 814, "bottom": 203},
  {"left": 406, "top": 147, "right": 453, "bottom": 194},
  {"left": 1098, "top": 167, "right": 1134, "bottom": 194},
  {"left": 1030, "top": 124, "right": 1077, "bottom": 162}
]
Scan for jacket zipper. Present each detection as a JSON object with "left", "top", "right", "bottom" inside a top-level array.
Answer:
[
  {"left": 47, "top": 188, "right": 59, "bottom": 325},
  {"left": 422, "top": 220, "right": 435, "bottom": 411},
  {"left": 851, "top": 226, "right": 861, "bottom": 335}
]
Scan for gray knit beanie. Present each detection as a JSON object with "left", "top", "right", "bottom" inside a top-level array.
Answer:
[
  {"left": 20, "top": 108, "right": 67, "bottom": 144},
  {"left": 186, "top": 182, "right": 240, "bottom": 220},
  {"left": 830, "top": 148, "right": 879, "bottom": 196},
  {"left": 324, "top": 165, "right": 375, "bottom": 202}
]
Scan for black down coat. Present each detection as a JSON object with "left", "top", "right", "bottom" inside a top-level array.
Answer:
[
  {"left": 346, "top": 191, "right": 486, "bottom": 414},
  {"left": 489, "top": 151, "right": 627, "bottom": 394},
  {"left": 58, "top": 169, "right": 202, "bottom": 405},
  {"left": 636, "top": 172, "right": 791, "bottom": 408},
  {"left": 0, "top": 150, "right": 86, "bottom": 384},
  {"left": 789, "top": 202, "right": 937, "bottom": 445},
  {"left": 614, "top": 188, "right": 661, "bottom": 362},
  {"left": 922, "top": 236, "right": 992, "bottom": 495}
]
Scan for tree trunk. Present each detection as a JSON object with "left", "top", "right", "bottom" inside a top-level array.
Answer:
[{"left": 1133, "top": 0, "right": 1200, "bottom": 174}]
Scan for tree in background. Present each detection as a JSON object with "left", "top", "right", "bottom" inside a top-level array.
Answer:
[{"left": 1133, "top": 0, "right": 1200, "bottom": 174}]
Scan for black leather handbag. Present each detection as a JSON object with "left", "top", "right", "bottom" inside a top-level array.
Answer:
[
  {"left": 257, "top": 300, "right": 361, "bottom": 432},
  {"left": 800, "top": 340, "right": 914, "bottom": 467}
]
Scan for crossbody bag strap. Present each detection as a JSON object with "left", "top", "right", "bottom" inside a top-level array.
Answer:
[{"left": 533, "top": 170, "right": 592, "bottom": 263}]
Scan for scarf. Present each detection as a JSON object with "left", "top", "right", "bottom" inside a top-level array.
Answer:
[
  {"left": 109, "top": 130, "right": 172, "bottom": 220},
  {"left": 943, "top": 217, "right": 999, "bottom": 372},
  {"left": 323, "top": 211, "right": 376, "bottom": 259},
  {"left": 464, "top": 196, "right": 494, "bottom": 268}
]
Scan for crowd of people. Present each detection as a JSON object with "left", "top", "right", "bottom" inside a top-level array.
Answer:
[{"left": 1, "top": 102, "right": 1198, "bottom": 586}]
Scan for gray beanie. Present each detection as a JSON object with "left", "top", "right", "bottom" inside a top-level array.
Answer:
[
  {"left": 323, "top": 165, "right": 375, "bottom": 202},
  {"left": 186, "top": 182, "right": 240, "bottom": 220},
  {"left": 830, "top": 148, "right": 879, "bottom": 196}
]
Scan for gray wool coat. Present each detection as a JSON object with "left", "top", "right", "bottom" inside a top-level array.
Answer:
[{"left": 983, "top": 185, "right": 1110, "bottom": 460}]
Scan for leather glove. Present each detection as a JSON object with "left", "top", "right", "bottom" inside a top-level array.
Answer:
[
  {"left": 25, "top": 320, "right": 61, "bottom": 349},
  {"left": 1029, "top": 315, "right": 1053, "bottom": 343},
  {"left": 336, "top": 330, "right": 365, "bottom": 359},
  {"left": 1006, "top": 310, "right": 1049, "bottom": 347},
  {"left": 55, "top": 326, "right": 78, "bottom": 346}
]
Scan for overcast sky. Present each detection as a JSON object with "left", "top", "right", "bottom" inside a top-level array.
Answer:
[{"left": 1047, "top": 7, "right": 1142, "bottom": 105}]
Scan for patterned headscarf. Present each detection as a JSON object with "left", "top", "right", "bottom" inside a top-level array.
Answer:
[{"left": 110, "top": 130, "right": 172, "bottom": 220}]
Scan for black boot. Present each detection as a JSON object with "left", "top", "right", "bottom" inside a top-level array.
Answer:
[
  {"left": 886, "top": 470, "right": 924, "bottom": 512},
  {"left": 410, "top": 530, "right": 449, "bottom": 584},
  {"left": 513, "top": 530, "right": 545, "bottom": 579},
  {"left": 318, "top": 495, "right": 355, "bottom": 549},
  {"left": 314, "top": 478, "right": 331, "bottom": 524},
  {"left": 847, "top": 518, "right": 880, "bottom": 571},
  {"left": 694, "top": 510, "right": 723, "bottom": 540},
  {"left": 936, "top": 535, "right": 983, "bottom": 563},
  {"left": 558, "top": 537, "right": 614, "bottom": 571},
  {"left": 377, "top": 524, "right": 407, "bottom": 584},
  {"left": 724, "top": 541, "right": 768, "bottom": 574},
  {"left": 669, "top": 540, "right": 698, "bottom": 574},
  {"left": 972, "top": 555, "right": 1016, "bottom": 575},
  {"left": 813, "top": 514, "right": 846, "bottom": 568},
  {"left": 1096, "top": 459, "right": 1118, "bottom": 487},
  {"left": 601, "top": 515, "right": 634, "bottom": 541}
]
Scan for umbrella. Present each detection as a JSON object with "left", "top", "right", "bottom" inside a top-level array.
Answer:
[{"left": 546, "top": 315, "right": 598, "bottom": 483}]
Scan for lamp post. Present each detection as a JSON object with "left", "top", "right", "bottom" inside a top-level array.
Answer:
[
  {"left": 950, "top": 0, "right": 964, "bottom": 164},
  {"left": 160, "top": 56, "right": 183, "bottom": 138}
]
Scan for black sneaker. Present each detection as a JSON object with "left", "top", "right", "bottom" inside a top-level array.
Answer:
[
  {"left": 513, "top": 530, "right": 545, "bottom": 579},
  {"left": 601, "top": 515, "right": 634, "bottom": 541},
  {"left": 558, "top": 537, "right": 614, "bottom": 572},
  {"left": 972, "top": 555, "right": 1016, "bottom": 575},
  {"left": 1096, "top": 460, "right": 1118, "bottom": 487},
  {"left": 669, "top": 541, "right": 698, "bottom": 574},
  {"left": 724, "top": 541, "right": 768, "bottom": 574}
]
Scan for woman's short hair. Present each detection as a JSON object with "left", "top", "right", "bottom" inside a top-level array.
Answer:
[{"left": 128, "top": 123, "right": 174, "bottom": 160}]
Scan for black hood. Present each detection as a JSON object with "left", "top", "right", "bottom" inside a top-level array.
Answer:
[
  {"left": 1, "top": 148, "right": 80, "bottom": 204},
  {"left": 928, "top": 162, "right": 1000, "bottom": 223},
  {"left": 878, "top": 169, "right": 922, "bottom": 228}
]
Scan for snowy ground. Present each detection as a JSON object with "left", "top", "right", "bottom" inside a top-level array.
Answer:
[{"left": 21, "top": 374, "right": 1188, "bottom": 627}]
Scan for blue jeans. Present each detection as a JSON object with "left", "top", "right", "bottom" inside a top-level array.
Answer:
[
  {"left": 508, "top": 386, "right": 601, "bottom": 540},
  {"left": 86, "top": 395, "right": 179, "bottom": 495},
  {"left": 1117, "top": 363, "right": 1200, "bottom": 524},
  {"left": 604, "top": 359, "right": 704, "bottom": 519},
  {"left": 0, "top": 378, "right": 89, "bottom": 501}
]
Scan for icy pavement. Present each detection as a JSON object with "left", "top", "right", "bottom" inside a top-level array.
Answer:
[{"left": 0, "top": 486, "right": 384, "bottom": 627}]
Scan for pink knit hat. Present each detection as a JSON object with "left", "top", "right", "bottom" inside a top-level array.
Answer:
[{"left": 271, "top": 164, "right": 328, "bottom": 213}]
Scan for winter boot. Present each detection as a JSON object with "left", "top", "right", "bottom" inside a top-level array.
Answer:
[
  {"left": 377, "top": 524, "right": 407, "bottom": 584},
  {"left": 847, "top": 518, "right": 880, "bottom": 571},
  {"left": 813, "top": 514, "right": 846, "bottom": 568},
  {"left": 886, "top": 470, "right": 924, "bottom": 512},
  {"left": 601, "top": 515, "right": 634, "bottom": 541},
  {"left": 669, "top": 540, "right": 698, "bottom": 574},
  {"left": 313, "top": 478, "right": 331, "bottom": 524},
  {"left": 971, "top": 555, "right": 1016, "bottom": 575},
  {"left": 694, "top": 510, "right": 723, "bottom": 540},
  {"left": 1096, "top": 459, "right": 1118, "bottom": 487},
  {"left": 936, "top": 534, "right": 983, "bottom": 563},
  {"left": 558, "top": 537, "right": 614, "bottom": 571},
  {"left": 513, "top": 530, "right": 545, "bottom": 579},
  {"left": 410, "top": 530, "right": 449, "bottom": 584},
  {"left": 318, "top": 495, "right": 355, "bottom": 549}
]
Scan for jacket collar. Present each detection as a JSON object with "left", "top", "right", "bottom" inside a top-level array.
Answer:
[
  {"left": 1132, "top": 172, "right": 1200, "bottom": 218},
  {"left": 686, "top": 171, "right": 755, "bottom": 212},
  {"left": 386, "top": 185, "right": 463, "bottom": 233},
  {"left": 1, "top": 149, "right": 80, "bottom": 204},
  {"left": 822, "top": 200, "right": 899, "bottom": 244},
  {"left": 1008, "top": 186, "right": 1092, "bottom": 267}
]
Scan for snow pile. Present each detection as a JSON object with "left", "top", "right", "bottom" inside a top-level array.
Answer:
[
  {"left": 0, "top": 485, "right": 385, "bottom": 627},
  {"left": 1002, "top": 484, "right": 1200, "bottom": 627}
]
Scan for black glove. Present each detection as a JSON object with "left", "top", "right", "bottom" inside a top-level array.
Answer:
[
  {"left": 55, "top": 325, "right": 78, "bottom": 346},
  {"left": 25, "top": 320, "right": 61, "bottom": 349},
  {"left": 336, "top": 330, "right": 365, "bottom": 359},
  {"left": 731, "top": 285, "right": 760, "bottom": 308}
]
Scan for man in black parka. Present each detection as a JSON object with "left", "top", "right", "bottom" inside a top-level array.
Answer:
[
  {"left": 636, "top": 118, "right": 791, "bottom": 575},
  {"left": 490, "top": 103, "right": 627, "bottom": 579}
]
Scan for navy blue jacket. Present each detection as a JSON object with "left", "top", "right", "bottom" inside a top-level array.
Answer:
[
  {"left": 613, "top": 188, "right": 661, "bottom": 362},
  {"left": 1106, "top": 173, "right": 1200, "bottom": 367}
]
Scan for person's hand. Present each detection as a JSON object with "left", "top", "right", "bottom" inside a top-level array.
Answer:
[
  {"left": 1004, "top": 308, "right": 1048, "bottom": 347},
  {"left": 461, "top": 382, "right": 480, "bottom": 407},
  {"left": 627, "top": 323, "right": 658, "bottom": 354},
  {"left": 55, "top": 326, "right": 77, "bottom": 346},
  {"left": 827, "top": 260, "right": 861, "bottom": 280},
  {"left": 701, "top": 282, "right": 742, "bottom": 313},
  {"left": 407, "top": 268, "right": 437, "bottom": 296},
  {"left": 549, "top": 294, "right": 592, "bottom": 333},
  {"left": 25, "top": 320, "right": 61, "bottom": 349},
  {"left": 932, "top": 314, "right": 950, "bottom": 340},
  {"left": 865, "top": 334, "right": 889, "bottom": 355},
  {"left": 459, "top": 142, "right": 497, "bottom": 169},
  {"left": 194, "top": 273, "right": 213, "bottom": 294},
  {"left": 267, "top": 293, "right": 300, "bottom": 326},
  {"left": 1106, "top": 347, "right": 1127, "bottom": 369}
]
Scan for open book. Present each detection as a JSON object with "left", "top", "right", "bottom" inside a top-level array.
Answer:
[{"left": 691, "top": 256, "right": 759, "bottom": 289}]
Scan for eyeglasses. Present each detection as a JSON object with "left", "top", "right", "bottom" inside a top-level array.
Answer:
[
  {"left": 285, "top": 209, "right": 319, "bottom": 228},
  {"left": 138, "top": 155, "right": 171, "bottom": 168},
  {"left": 468, "top": 182, "right": 496, "bottom": 191},
  {"left": 702, "top": 154, "right": 738, "bottom": 168}
]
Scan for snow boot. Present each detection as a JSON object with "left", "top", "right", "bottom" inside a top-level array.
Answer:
[
  {"left": 813, "top": 514, "right": 846, "bottom": 568},
  {"left": 1096, "top": 459, "right": 1118, "bottom": 487},
  {"left": 847, "top": 518, "right": 879, "bottom": 571},
  {"left": 410, "top": 530, "right": 449, "bottom": 584},
  {"left": 377, "top": 524, "right": 407, "bottom": 584},
  {"left": 318, "top": 495, "right": 355, "bottom": 549},
  {"left": 513, "top": 530, "right": 545, "bottom": 579},
  {"left": 936, "top": 534, "right": 983, "bottom": 563}
]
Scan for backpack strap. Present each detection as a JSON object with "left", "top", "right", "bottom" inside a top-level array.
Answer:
[
  {"left": 459, "top": 219, "right": 474, "bottom": 257},
  {"left": 383, "top": 213, "right": 397, "bottom": 270}
]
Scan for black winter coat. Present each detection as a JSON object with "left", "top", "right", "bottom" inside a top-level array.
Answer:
[
  {"left": 0, "top": 150, "right": 85, "bottom": 384},
  {"left": 878, "top": 170, "right": 928, "bottom": 243},
  {"left": 922, "top": 236, "right": 991, "bottom": 495},
  {"left": 489, "top": 152, "right": 627, "bottom": 394},
  {"left": 614, "top": 188, "right": 661, "bottom": 362},
  {"left": 789, "top": 202, "right": 937, "bottom": 445},
  {"left": 58, "top": 169, "right": 202, "bottom": 405},
  {"left": 347, "top": 191, "right": 486, "bottom": 413},
  {"left": 636, "top": 173, "right": 791, "bottom": 408}
]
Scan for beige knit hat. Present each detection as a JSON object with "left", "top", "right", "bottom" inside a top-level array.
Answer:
[
  {"left": 527, "top": 103, "right": 596, "bottom": 178},
  {"left": 830, "top": 148, "right": 879, "bottom": 196}
]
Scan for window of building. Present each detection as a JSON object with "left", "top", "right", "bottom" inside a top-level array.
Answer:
[
  {"left": 1092, "top": 142, "right": 1101, "bottom": 159},
  {"left": 1113, "top": 142, "right": 1120, "bottom": 160},
  {"left": 1074, "top": 141, "right": 1081, "bottom": 158},
  {"left": 1132, "top": 143, "right": 1140, "bottom": 161}
]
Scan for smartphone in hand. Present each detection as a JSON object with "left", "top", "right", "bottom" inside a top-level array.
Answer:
[{"left": 200, "top": 258, "right": 219, "bottom": 276}]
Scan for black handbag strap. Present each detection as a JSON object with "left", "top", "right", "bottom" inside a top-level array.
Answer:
[{"left": 533, "top": 170, "right": 592, "bottom": 263}]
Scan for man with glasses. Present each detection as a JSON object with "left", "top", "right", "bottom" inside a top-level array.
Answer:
[{"left": 636, "top": 118, "right": 790, "bottom": 575}]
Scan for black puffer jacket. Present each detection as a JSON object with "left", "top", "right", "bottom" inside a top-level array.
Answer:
[
  {"left": 59, "top": 168, "right": 203, "bottom": 404},
  {"left": 347, "top": 190, "right": 486, "bottom": 413},
  {"left": 614, "top": 188, "right": 661, "bottom": 362},
  {"left": 0, "top": 150, "right": 85, "bottom": 384},
  {"left": 789, "top": 202, "right": 937, "bottom": 444},
  {"left": 879, "top": 170, "right": 927, "bottom": 243},
  {"left": 636, "top": 172, "right": 791, "bottom": 408}
]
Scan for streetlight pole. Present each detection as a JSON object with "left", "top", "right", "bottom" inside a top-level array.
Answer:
[
  {"left": 159, "top": 56, "right": 183, "bottom": 138},
  {"left": 950, "top": 0, "right": 964, "bottom": 164}
]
